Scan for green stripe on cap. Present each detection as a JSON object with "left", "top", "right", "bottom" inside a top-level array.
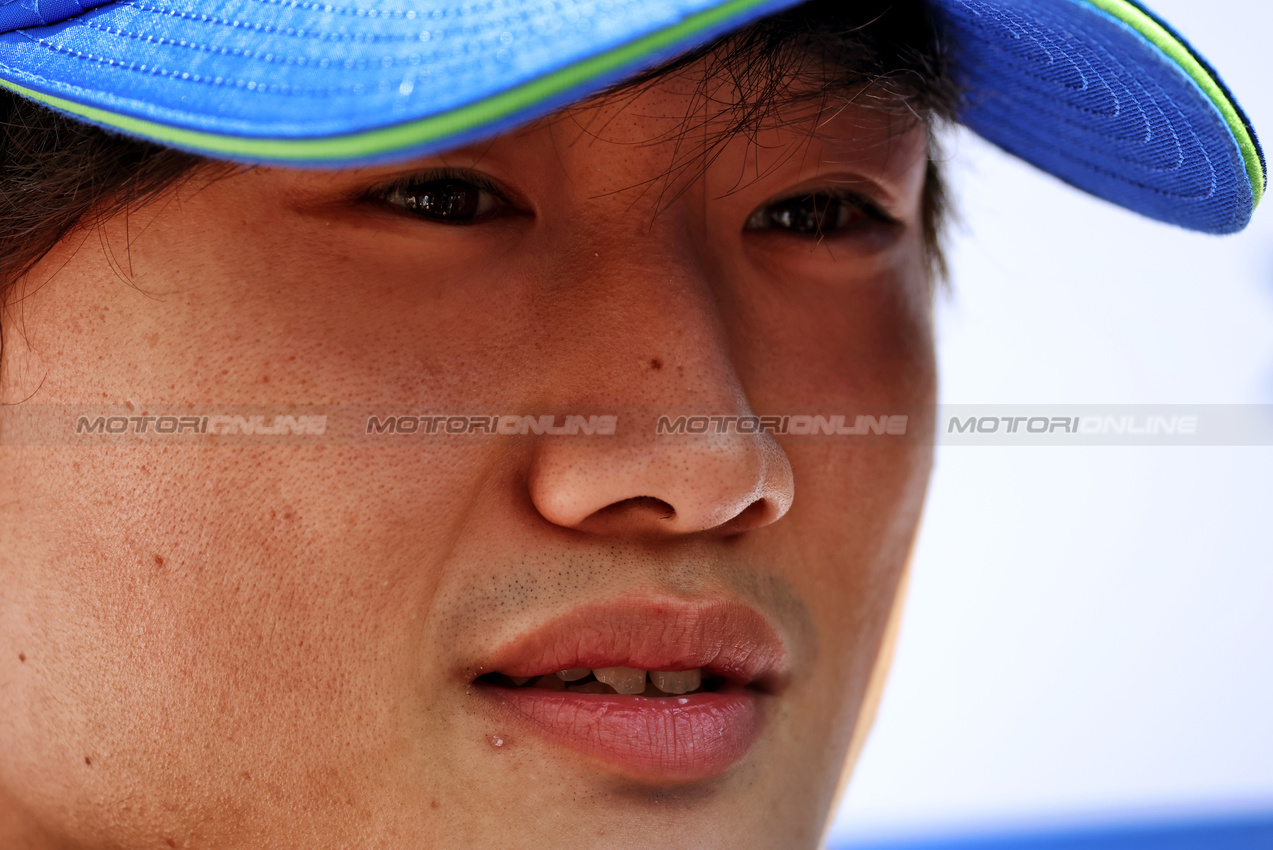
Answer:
[
  {"left": 1082, "top": 0, "right": 1265, "bottom": 209},
  {"left": 0, "top": 0, "right": 778, "bottom": 164}
]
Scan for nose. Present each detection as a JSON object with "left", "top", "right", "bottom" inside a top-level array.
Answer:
[
  {"left": 526, "top": 247, "right": 795, "bottom": 539},
  {"left": 530, "top": 419, "right": 795, "bottom": 536}
]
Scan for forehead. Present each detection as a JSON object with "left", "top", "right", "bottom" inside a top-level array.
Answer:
[
  {"left": 565, "top": 59, "right": 926, "bottom": 162},
  {"left": 315, "top": 55, "right": 931, "bottom": 209}
]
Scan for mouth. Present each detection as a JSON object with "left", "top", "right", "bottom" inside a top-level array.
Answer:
[{"left": 470, "top": 599, "right": 786, "bottom": 783}]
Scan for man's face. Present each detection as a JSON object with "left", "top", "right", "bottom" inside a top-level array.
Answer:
[{"left": 0, "top": 62, "right": 936, "bottom": 849}]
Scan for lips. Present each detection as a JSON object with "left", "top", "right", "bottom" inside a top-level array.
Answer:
[{"left": 472, "top": 599, "right": 786, "bottom": 782}]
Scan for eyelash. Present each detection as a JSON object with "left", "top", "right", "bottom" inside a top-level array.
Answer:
[
  {"left": 367, "top": 171, "right": 896, "bottom": 238},
  {"left": 368, "top": 168, "right": 516, "bottom": 224},
  {"left": 744, "top": 189, "right": 899, "bottom": 238}
]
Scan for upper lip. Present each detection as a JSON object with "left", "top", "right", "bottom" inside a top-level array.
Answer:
[{"left": 473, "top": 598, "right": 788, "bottom": 690}]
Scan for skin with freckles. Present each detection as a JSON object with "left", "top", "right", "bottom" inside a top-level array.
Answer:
[{"left": 0, "top": 58, "right": 936, "bottom": 849}]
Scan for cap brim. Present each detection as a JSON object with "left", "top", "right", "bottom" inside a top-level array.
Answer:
[
  {"left": 0, "top": 0, "right": 806, "bottom": 165},
  {"left": 939, "top": 0, "right": 1265, "bottom": 234},
  {"left": 0, "top": 0, "right": 1263, "bottom": 233}
]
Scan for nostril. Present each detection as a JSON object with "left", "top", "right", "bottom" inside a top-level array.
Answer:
[
  {"left": 720, "top": 499, "right": 771, "bottom": 532},
  {"left": 592, "top": 496, "right": 676, "bottom": 522}
]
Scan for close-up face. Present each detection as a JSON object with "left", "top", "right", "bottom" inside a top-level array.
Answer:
[{"left": 0, "top": 55, "right": 937, "bottom": 849}]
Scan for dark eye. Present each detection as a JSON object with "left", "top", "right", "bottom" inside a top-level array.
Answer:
[
  {"left": 375, "top": 174, "right": 510, "bottom": 224},
  {"left": 745, "top": 192, "right": 889, "bottom": 237}
]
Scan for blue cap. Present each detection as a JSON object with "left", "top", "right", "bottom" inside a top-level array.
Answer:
[{"left": 0, "top": 0, "right": 1264, "bottom": 233}]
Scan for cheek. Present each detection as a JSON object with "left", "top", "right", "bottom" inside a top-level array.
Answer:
[
  {"left": 724, "top": 237, "right": 936, "bottom": 409},
  {"left": 0, "top": 438, "right": 504, "bottom": 827},
  {"left": 3, "top": 180, "right": 537, "bottom": 408}
]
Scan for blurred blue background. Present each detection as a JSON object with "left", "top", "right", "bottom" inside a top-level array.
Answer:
[{"left": 827, "top": 1, "right": 1273, "bottom": 847}]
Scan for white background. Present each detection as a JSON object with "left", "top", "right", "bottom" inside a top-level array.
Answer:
[{"left": 830, "top": 0, "right": 1273, "bottom": 842}]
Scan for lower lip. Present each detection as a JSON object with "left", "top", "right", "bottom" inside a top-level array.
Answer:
[{"left": 480, "top": 684, "right": 761, "bottom": 781}]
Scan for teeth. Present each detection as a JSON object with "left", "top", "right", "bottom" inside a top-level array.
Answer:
[
  {"left": 650, "top": 669, "right": 702, "bottom": 695},
  {"left": 507, "top": 666, "right": 705, "bottom": 695},
  {"left": 592, "top": 666, "right": 647, "bottom": 695}
]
